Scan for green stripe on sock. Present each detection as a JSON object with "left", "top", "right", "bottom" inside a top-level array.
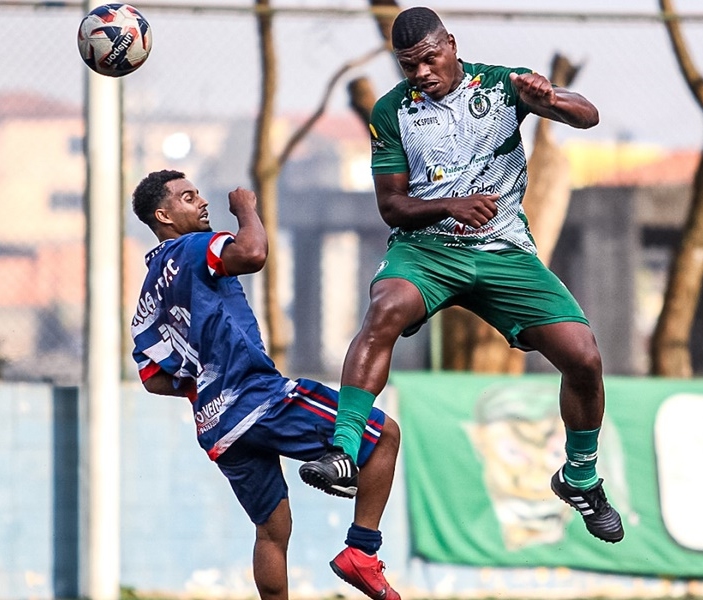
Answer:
[
  {"left": 564, "top": 427, "right": 600, "bottom": 489},
  {"left": 334, "top": 386, "right": 376, "bottom": 463}
]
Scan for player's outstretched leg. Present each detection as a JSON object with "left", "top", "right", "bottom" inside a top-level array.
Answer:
[
  {"left": 330, "top": 546, "right": 400, "bottom": 600},
  {"left": 299, "top": 446, "right": 358, "bottom": 499},
  {"left": 551, "top": 467, "right": 624, "bottom": 543}
]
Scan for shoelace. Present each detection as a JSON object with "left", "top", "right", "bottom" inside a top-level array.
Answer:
[
  {"left": 581, "top": 485, "right": 607, "bottom": 512},
  {"left": 363, "top": 559, "right": 387, "bottom": 589}
]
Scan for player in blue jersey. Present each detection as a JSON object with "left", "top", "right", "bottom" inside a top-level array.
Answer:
[
  {"left": 130, "top": 170, "right": 401, "bottom": 600},
  {"left": 300, "top": 6, "right": 624, "bottom": 544}
]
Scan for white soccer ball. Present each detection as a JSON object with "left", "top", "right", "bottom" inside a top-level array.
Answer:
[{"left": 77, "top": 3, "right": 152, "bottom": 77}]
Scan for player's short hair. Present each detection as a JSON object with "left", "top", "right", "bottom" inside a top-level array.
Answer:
[
  {"left": 132, "top": 169, "right": 185, "bottom": 230},
  {"left": 391, "top": 6, "right": 446, "bottom": 51}
]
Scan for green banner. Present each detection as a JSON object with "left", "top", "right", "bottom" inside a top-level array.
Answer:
[{"left": 391, "top": 372, "right": 703, "bottom": 576}]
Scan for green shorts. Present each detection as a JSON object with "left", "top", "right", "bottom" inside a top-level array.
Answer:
[{"left": 371, "top": 236, "right": 588, "bottom": 350}]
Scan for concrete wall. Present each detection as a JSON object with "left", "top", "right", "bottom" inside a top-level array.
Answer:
[{"left": 1, "top": 382, "right": 700, "bottom": 600}]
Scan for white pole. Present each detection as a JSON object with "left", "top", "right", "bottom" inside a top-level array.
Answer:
[{"left": 81, "top": 59, "right": 122, "bottom": 600}]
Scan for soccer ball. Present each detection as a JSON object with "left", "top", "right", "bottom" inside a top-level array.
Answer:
[{"left": 77, "top": 3, "right": 152, "bottom": 77}]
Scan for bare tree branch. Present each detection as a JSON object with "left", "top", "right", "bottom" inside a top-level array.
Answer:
[
  {"left": 278, "top": 44, "right": 386, "bottom": 167},
  {"left": 660, "top": 0, "right": 703, "bottom": 108},
  {"left": 651, "top": 0, "right": 703, "bottom": 376},
  {"left": 348, "top": 76, "right": 378, "bottom": 124}
]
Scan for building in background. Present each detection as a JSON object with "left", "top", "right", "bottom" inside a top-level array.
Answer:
[{"left": 2, "top": 89, "right": 702, "bottom": 383}]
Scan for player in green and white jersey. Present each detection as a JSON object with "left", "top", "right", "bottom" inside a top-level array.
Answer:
[{"left": 300, "top": 6, "right": 624, "bottom": 544}]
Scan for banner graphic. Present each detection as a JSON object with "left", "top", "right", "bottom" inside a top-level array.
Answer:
[{"left": 391, "top": 372, "right": 703, "bottom": 576}]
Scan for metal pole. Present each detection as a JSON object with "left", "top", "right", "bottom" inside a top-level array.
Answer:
[{"left": 81, "top": 53, "right": 122, "bottom": 600}]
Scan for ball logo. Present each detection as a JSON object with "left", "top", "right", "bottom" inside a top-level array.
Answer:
[
  {"left": 469, "top": 93, "right": 491, "bottom": 118},
  {"left": 101, "top": 28, "right": 135, "bottom": 68}
]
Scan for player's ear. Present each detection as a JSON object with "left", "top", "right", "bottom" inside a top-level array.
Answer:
[
  {"left": 154, "top": 207, "right": 172, "bottom": 226},
  {"left": 447, "top": 33, "right": 457, "bottom": 53}
]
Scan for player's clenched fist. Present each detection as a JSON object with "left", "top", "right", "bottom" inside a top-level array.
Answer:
[
  {"left": 228, "top": 187, "right": 258, "bottom": 215},
  {"left": 510, "top": 72, "right": 557, "bottom": 107},
  {"left": 450, "top": 193, "right": 499, "bottom": 229}
]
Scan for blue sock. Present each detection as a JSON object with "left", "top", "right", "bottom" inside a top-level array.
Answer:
[{"left": 345, "top": 523, "right": 382, "bottom": 555}]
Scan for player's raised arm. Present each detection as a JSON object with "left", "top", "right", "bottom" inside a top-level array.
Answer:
[
  {"left": 510, "top": 71, "right": 599, "bottom": 129},
  {"left": 220, "top": 187, "right": 268, "bottom": 276}
]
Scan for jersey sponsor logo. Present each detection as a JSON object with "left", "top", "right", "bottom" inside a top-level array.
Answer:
[
  {"left": 132, "top": 257, "right": 180, "bottom": 328},
  {"left": 426, "top": 164, "right": 445, "bottom": 182},
  {"left": 195, "top": 393, "right": 226, "bottom": 435},
  {"left": 371, "top": 138, "right": 385, "bottom": 154},
  {"left": 374, "top": 260, "right": 389, "bottom": 277},
  {"left": 194, "top": 389, "right": 241, "bottom": 436},
  {"left": 450, "top": 181, "right": 498, "bottom": 236},
  {"left": 426, "top": 152, "right": 493, "bottom": 184},
  {"left": 426, "top": 162, "right": 475, "bottom": 182},
  {"left": 413, "top": 116, "right": 440, "bottom": 127},
  {"left": 469, "top": 92, "right": 491, "bottom": 118},
  {"left": 452, "top": 223, "right": 496, "bottom": 236}
]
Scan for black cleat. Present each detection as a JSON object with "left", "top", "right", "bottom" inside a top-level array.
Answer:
[
  {"left": 299, "top": 446, "right": 358, "bottom": 499},
  {"left": 551, "top": 467, "right": 624, "bottom": 543}
]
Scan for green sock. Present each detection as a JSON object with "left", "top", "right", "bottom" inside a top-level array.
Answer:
[
  {"left": 333, "top": 386, "right": 376, "bottom": 463},
  {"left": 564, "top": 427, "right": 600, "bottom": 489}
]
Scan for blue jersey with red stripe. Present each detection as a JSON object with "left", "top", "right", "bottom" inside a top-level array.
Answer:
[{"left": 131, "top": 231, "right": 294, "bottom": 460}]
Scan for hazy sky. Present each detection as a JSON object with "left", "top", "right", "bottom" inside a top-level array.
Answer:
[{"left": 4, "top": 0, "right": 703, "bottom": 148}]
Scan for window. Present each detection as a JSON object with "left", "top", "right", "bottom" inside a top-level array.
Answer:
[
  {"left": 68, "top": 136, "right": 84, "bottom": 155},
  {"left": 50, "top": 192, "right": 83, "bottom": 211}
]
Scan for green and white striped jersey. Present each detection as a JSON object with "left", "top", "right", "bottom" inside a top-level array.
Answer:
[{"left": 370, "top": 61, "right": 537, "bottom": 253}]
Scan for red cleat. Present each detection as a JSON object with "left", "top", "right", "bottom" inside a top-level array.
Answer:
[{"left": 330, "top": 547, "right": 400, "bottom": 600}]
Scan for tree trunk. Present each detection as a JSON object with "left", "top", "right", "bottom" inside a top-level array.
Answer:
[
  {"left": 252, "top": 0, "right": 289, "bottom": 372},
  {"left": 368, "top": 0, "right": 400, "bottom": 46},
  {"left": 650, "top": 0, "right": 703, "bottom": 376},
  {"left": 651, "top": 151, "right": 703, "bottom": 376},
  {"left": 250, "top": 2, "right": 388, "bottom": 374},
  {"left": 348, "top": 77, "right": 377, "bottom": 124},
  {"left": 442, "top": 54, "right": 580, "bottom": 373}
]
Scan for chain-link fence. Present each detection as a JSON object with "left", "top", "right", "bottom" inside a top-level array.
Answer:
[{"left": 3, "top": 1, "right": 703, "bottom": 384}]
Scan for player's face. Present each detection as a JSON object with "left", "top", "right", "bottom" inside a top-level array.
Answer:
[
  {"left": 160, "top": 178, "right": 211, "bottom": 235},
  {"left": 395, "top": 30, "right": 464, "bottom": 100}
]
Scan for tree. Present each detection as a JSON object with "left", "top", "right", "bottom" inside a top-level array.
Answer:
[
  {"left": 650, "top": 0, "right": 703, "bottom": 377},
  {"left": 251, "top": 0, "right": 384, "bottom": 371},
  {"left": 348, "top": 0, "right": 401, "bottom": 123}
]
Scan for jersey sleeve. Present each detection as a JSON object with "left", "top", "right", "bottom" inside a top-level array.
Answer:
[
  {"left": 505, "top": 65, "right": 536, "bottom": 123},
  {"left": 370, "top": 85, "right": 409, "bottom": 175},
  {"left": 135, "top": 353, "right": 161, "bottom": 382},
  {"left": 133, "top": 353, "right": 197, "bottom": 401},
  {"left": 206, "top": 231, "right": 236, "bottom": 277}
]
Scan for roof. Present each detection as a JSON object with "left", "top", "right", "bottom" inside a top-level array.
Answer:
[
  {"left": 564, "top": 141, "right": 699, "bottom": 188},
  {"left": 0, "top": 91, "right": 80, "bottom": 120},
  {"left": 597, "top": 149, "right": 699, "bottom": 187}
]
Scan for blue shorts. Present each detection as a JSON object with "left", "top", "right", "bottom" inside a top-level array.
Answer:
[{"left": 215, "top": 378, "right": 386, "bottom": 525}]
